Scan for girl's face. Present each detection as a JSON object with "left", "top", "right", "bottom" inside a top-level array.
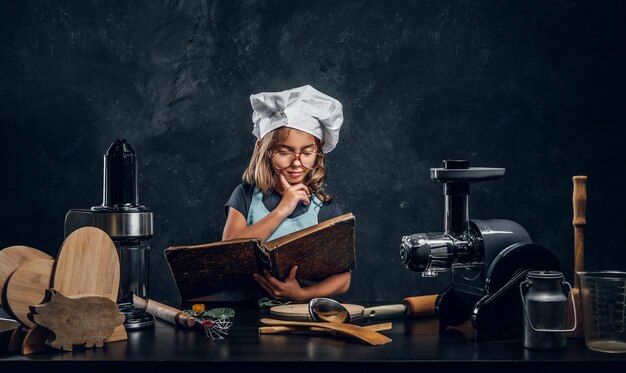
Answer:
[{"left": 271, "top": 128, "right": 319, "bottom": 185}]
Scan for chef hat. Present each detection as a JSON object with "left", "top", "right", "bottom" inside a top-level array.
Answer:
[{"left": 250, "top": 85, "right": 343, "bottom": 153}]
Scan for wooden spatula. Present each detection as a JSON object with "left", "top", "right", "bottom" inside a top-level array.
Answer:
[
  {"left": 260, "top": 318, "right": 392, "bottom": 345},
  {"left": 5, "top": 258, "right": 54, "bottom": 328},
  {"left": 0, "top": 246, "right": 52, "bottom": 308}
]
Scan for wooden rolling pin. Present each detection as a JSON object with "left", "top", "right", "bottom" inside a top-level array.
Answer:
[
  {"left": 567, "top": 175, "right": 586, "bottom": 338},
  {"left": 133, "top": 295, "right": 195, "bottom": 327},
  {"left": 402, "top": 294, "right": 438, "bottom": 317}
]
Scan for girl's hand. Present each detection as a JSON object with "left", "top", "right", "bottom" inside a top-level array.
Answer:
[
  {"left": 253, "top": 265, "right": 306, "bottom": 302},
  {"left": 276, "top": 174, "right": 310, "bottom": 216}
]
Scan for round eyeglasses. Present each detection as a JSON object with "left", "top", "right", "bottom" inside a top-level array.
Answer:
[{"left": 269, "top": 150, "right": 323, "bottom": 170}]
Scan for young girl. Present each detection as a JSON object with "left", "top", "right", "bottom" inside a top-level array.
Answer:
[{"left": 223, "top": 85, "right": 350, "bottom": 303}]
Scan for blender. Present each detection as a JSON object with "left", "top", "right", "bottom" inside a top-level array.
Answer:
[{"left": 64, "top": 139, "right": 154, "bottom": 329}]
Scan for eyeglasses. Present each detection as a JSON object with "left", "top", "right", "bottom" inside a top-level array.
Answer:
[{"left": 268, "top": 149, "right": 323, "bottom": 170}]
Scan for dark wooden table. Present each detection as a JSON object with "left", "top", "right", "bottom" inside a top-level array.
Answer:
[{"left": 1, "top": 301, "right": 625, "bottom": 371}]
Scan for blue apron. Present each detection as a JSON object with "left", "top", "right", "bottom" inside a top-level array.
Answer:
[{"left": 247, "top": 187, "right": 321, "bottom": 241}]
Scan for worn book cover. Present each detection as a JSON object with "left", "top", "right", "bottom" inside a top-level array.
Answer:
[{"left": 164, "top": 213, "right": 356, "bottom": 301}]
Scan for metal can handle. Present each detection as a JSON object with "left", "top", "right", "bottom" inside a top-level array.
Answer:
[{"left": 519, "top": 280, "right": 577, "bottom": 333}]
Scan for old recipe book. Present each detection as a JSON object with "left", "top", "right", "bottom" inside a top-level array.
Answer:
[{"left": 164, "top": 213, "right": 356, "bottom": 301}]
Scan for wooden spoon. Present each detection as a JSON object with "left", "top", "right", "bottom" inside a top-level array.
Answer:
[
  {"left": 260, "top": 318, "right": 392, "bottom": 345},
  {"left": 0, "top": 246, "right": 52, "bottom": 308},
  {"left": 5, "top": 258, "right": 54, "bottom": 328}
]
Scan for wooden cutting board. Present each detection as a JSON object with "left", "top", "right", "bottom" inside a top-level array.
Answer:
[
  {"left": 29, "top": 290, "right": 125, "bottom": 351},
  {"left": 0, "top": 246, "right": 52, "bottom": 308},
  {"left": 270, "top": 303, "right": 364, "bottom": 321},
  {"left": 50, "top": 226, "right": 126, "bottom": 347},
  {"left": 53, "top": 226, "right": 120, "bottom": 301},
  {"left": 5, "top": 258, "right": 54, "bottom": 328}
]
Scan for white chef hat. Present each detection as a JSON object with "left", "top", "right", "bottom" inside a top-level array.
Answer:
[{"left": 250, "top": 85, "right": 343, "bottom": 153}]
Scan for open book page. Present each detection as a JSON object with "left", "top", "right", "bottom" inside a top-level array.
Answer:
[
  {"left": 164, "top": 239, "right": 261, "bottom": 301},
  {"left": 164, "top": 213, "right": 356, "bottom": 300},
  {"left": 260, "top": 213, "right": 356, "bottom": 280},
  {"left": 264, "top": 213, "right": 355, "bottom": 249}
]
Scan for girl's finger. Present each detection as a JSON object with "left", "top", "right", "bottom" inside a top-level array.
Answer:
[
  {"left": 262, "top": 272, "right": 286, "bottom": 297},
  {"left": 295, "top": 191, "right": 310, "bottom": 205},
  {"left": 266, "top": 273, "right": 285, "bottom": 288},
  {"left": 279, "top": 174, "right": 292, "bottom": 190},
  {"left": 254, "top": 274, "right": 277, "bottom": 296},
  {"left": 287, "top": 265, "right": 298, "bottom": 280},
  {"left": 287, "top": 183, "right": 309, "bottom": 194}
]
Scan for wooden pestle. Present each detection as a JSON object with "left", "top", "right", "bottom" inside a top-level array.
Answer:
[{"left": 567, "top": 175, "right": 586, "bottom": 338}]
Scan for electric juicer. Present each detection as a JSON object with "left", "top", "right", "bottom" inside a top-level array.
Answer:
[{"left": 399, "top": 160, "right": 562, "bottom": 340}]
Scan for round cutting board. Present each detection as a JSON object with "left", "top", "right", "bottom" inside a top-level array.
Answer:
[
  {"left": 53, "top": 226, "right": 120, "bottom": 302},
  {"left": 0, "top": 246, "right": 52, "bottom": 308},
  {"left": 270, "top": 303, "right": 364, "bottom": 321},
  {"left": 5, "top": 258, "right": 54, "bottom": 328}
]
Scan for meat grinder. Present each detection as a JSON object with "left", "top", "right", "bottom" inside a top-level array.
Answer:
[{"left": 399, "top": 160, "right": 562, "bottom": 340}]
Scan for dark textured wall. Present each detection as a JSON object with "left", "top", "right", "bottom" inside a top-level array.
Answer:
[{"left": 1, "top": 0, "right": 625, "bottom": 303}]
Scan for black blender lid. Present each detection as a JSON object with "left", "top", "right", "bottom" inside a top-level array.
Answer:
[{"left": 107, "top": 138, "right": 135, "bottom": 155}]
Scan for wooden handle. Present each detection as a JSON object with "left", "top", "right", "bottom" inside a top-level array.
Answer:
[
  {"left": 402, "top": 295, "right": 438, "bottom": 317},
  {"left": 573, "top": 176, "right": 587, "bottom": 227},
  {"left": 573, "top": 176, "right": 587, "bottom": 287},
  {"left": 362, "top": 304, "right": 407, "bottom": 319},
  {"left": 133, "top": 295, "right": 195, "bottom": 327}
]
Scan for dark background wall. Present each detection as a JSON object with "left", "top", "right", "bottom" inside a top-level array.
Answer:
[{"left": 1, "top": 0, "right": 625, "bottom": 303}]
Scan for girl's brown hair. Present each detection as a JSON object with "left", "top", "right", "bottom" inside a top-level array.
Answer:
[{"left": 242, "top": 127, "right": 333, "bottom": 202}]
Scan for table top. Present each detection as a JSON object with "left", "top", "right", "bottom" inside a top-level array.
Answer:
[{"left": 1, "top": 301, "right": 625, "bottom": 369}]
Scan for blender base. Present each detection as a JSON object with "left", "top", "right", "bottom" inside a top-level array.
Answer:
[{"left": 119, "top": 303, "right": 155, "bottom": 329}]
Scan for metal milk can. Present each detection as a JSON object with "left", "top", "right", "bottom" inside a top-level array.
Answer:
[{"left": 519, "top": 270, "right": 576, "bottom": 349}]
